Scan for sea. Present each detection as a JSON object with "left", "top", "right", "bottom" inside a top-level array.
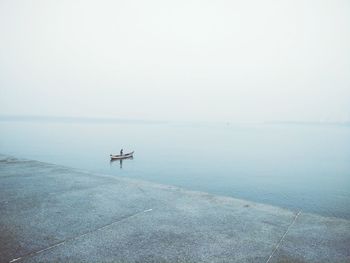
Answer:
[{"left": 1, "top": 116, "right": 349, "bottom": 219}]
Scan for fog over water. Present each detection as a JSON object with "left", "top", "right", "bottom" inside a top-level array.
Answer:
[
  {"left": 0, "top": 1, "right": 349, "bottom": 219},
  {"left": 1, "top": 119, "right": 350, "bottom": 219},
  {"left": 1, "top": 0, "right": 350, "bottom": 122}
]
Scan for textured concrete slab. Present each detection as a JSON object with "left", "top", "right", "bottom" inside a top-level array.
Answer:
[{"left": 0, "top": 155, "right": 349, "bottom": 263}]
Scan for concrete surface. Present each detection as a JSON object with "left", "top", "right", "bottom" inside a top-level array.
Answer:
[{"left": 0, "top": 154, "right": 349, "bottom": 263}]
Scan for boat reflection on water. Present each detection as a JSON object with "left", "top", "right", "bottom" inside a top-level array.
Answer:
[
  {"left": 110, "top": 156, "right": 134, "bottom": 169},
  {"left": 110, "top": 151, "right": 134, "bottom": 169}
]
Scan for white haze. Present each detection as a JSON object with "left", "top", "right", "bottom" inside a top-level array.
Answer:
[{"left": 0, "top": 0, "right": 349, "bottom": 122}]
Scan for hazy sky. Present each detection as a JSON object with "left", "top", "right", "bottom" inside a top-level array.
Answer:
[{"left": 0, "top": 0, "right": 349, "bottom": 122}]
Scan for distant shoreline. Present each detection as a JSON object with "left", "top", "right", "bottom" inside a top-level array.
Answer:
[
  {"left": 0, "top": 114, "right": 349, "bottom": 127},
  {"left": 0, "top": 115, "right": 167, "bottom": 125},
  {"left": 263, "top": 120, "right": 350, "bottom": 126}
]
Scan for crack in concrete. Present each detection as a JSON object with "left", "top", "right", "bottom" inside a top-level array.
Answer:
[
  {"left": 8, "top": 208, "right": 153, "bottom": 263},
  {"left": 265, "top": 210, "right": 301, "bottom": 263}
]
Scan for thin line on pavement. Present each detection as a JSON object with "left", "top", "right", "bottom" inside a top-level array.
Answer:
[
  {"left": 8, "top": 208, "right": 153, "bottom": 263},
  {"left": 265, "top": 210, "right": 301, "bottom": 263}
]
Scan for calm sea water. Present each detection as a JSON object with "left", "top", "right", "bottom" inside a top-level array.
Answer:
[{"left": 1, "top": 118, "right": 349, "bottom": 219}]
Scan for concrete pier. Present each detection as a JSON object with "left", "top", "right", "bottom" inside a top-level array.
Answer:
[{"left": 0, "top": 155, "right": 349, "bottom": 263}]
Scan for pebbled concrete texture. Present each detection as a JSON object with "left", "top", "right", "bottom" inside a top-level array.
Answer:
[{"left": 0, "top": 155, "right": 349, "bottom": 263}]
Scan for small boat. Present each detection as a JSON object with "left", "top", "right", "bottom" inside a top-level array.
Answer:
[{"left": 110, "top": 151, "right": 134, "bottom": 160}]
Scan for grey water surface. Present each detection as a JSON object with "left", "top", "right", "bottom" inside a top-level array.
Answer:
[{"left": 0, "top": 117, "right": 349, "bottom": 219}]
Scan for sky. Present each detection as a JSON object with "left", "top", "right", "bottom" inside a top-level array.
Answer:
[{"left": 0, "top": 0, "right": 349, "bottom": 122}]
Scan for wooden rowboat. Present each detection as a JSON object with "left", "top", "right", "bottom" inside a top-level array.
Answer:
[{"left": 110, "top": 151, "right": 134, "bottom": 160}]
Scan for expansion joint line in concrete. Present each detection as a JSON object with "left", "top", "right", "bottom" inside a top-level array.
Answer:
[
  {"left": 265, "top": 210, "right": 301, "bottom": 263},
  {"left": 8, "top": 208, "right": 153, "bottom": 263}
]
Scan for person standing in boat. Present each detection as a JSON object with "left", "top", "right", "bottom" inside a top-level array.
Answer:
[{"left": 120, "top": 149, "right": 123, "bottom": 156}]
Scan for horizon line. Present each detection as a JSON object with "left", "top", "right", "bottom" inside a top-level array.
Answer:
[{"left": 0, "top": 114, "right": 349, "bottom": 126}]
